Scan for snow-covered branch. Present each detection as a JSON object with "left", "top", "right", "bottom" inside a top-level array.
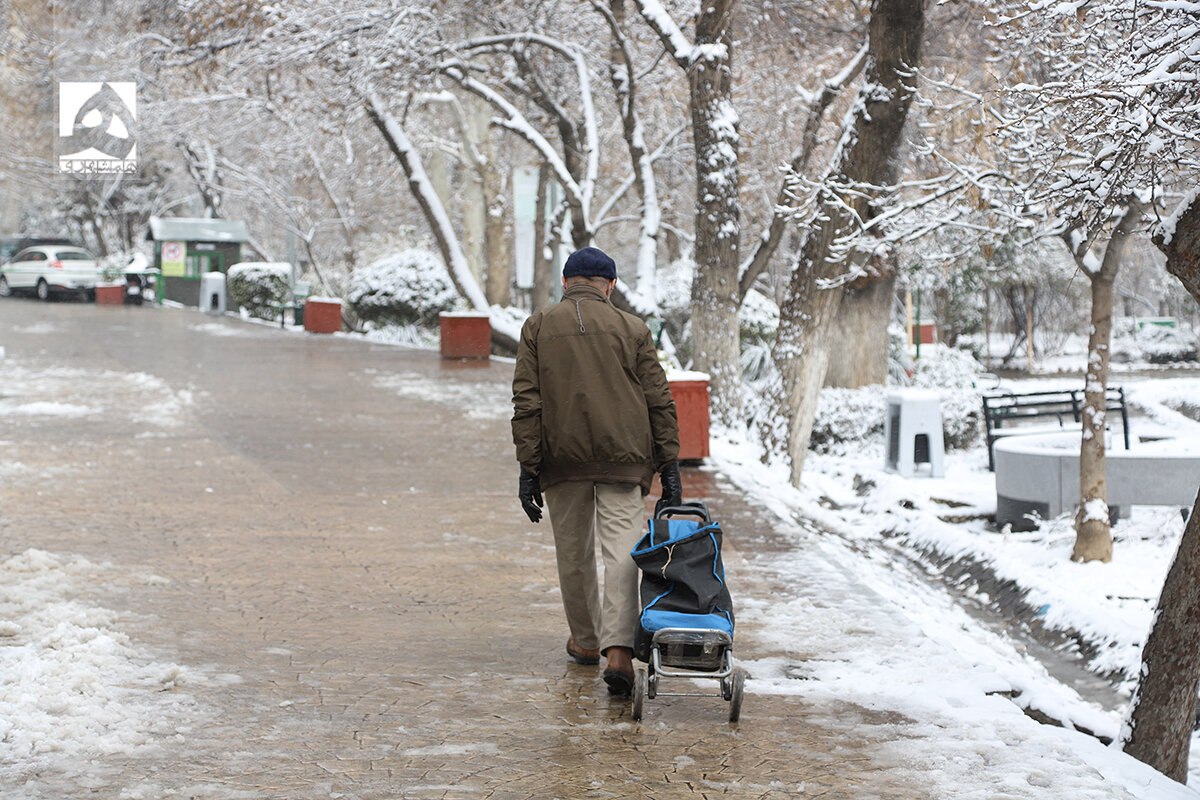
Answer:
[{"left": 363, "top": 87, "right": 489, "bottom": 313}]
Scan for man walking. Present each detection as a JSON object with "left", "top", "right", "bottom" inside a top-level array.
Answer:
[{"left": 511, "top": 246, "right": 681, "bottom": 695}]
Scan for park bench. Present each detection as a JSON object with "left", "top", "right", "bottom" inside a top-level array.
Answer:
[{"left": 982, "top": 387, "right": 1130, "bottom": 471}]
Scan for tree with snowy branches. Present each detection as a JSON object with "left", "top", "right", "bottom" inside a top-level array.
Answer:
[{"left": 1000, "top": 0, "right": 1200, "bottom": 778}]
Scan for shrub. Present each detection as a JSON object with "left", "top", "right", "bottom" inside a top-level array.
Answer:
[
  {"left": 1135, "top": 325, "right": 1198, "bottom": 364},
  {"left": 807, "top": 346, "right": 986, "bottom": 454},
  {"left": 227, "top": 262, "right": 291, "bottom": 320},
  {"left": 810, "top": 387, "right": 888, "bottom": 455},
  {"left": 345, "top": 249, "right": 460, "bottom": 328}
]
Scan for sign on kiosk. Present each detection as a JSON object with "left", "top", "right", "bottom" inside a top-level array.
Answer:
[{"left": 161, "top": 241, "right": 186, "bottom": 276}]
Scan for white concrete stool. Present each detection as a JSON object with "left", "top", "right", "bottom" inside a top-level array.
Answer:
[
  {"left": 200, "top": 271, "right": 226, "bottom": 314},
  {"left": 884, "top": 389, "right": 945, "bottom": 478}
]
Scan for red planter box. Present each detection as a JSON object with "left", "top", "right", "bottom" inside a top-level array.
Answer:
[
  {"left": 669, "top": 376, "right": 710, "bottom": 461},
  {"left": 304, "top": 298, "right": 342, "bottom": 333},
  {"left": 440, "top": 313, "right": 491, "bottom": 359},
  {"left": 912, "top": 321, "right": 938, "bottom": 345},
  {"left": 95, "top": 284, "right": 125, "bottom": 305}
]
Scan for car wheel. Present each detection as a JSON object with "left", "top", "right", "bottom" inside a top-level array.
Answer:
[
  {"left": 36, "top": 279, "right": 51, "bottom": 301},
  {"left": 0, "top": 276, "right": 10, "bottom": 297}
]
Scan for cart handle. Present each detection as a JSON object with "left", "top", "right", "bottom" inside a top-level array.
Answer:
[{"left": 654, "top": 501, "right": 711, "bottom": 522}]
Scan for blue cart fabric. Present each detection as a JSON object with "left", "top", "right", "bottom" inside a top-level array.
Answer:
[{"left": 630, "top": 502, "right": 734, "bottom": 662}]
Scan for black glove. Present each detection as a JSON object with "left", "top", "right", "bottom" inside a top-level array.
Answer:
[
  {"left": 518, "top": 468, "right": 543, "bottom": 523},
  {"left": 655, "top": 462, "right": 682, "bottom": 517}
]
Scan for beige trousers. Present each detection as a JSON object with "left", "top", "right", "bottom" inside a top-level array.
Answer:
[{"left": 543, "top": 481, "right": 644, "bottom": 654}]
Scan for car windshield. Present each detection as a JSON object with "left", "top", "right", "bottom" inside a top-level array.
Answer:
[{"left": 54, "top": 250, "right": 93, "bottom": 261}]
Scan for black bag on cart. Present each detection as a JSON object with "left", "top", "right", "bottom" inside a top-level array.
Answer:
[{"left": 630, "top": 501, "right": 734, "bottom": 663}]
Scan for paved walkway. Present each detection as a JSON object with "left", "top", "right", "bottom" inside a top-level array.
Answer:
[{"left": 0, "top": 300, "right": 926, "bottom": 798}]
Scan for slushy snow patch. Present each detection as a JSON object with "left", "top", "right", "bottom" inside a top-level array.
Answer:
[{"left": 0, "top": 549, "right": 206, "bottom": 786}]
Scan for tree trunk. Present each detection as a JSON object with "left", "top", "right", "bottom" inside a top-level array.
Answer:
[
  {"left": 483, "top": 130, "right": 511, "bottom": 307},
  {"left": 824, "top": 273, "right": 896, "bottom": 388},
  {"left": 774, "top": 0, "right": 925, "bottom": 484},
  {"left": 1024, "top": 283, "right": 1035, "bottom": 370},
  {"left": 1121, "top": 194, "right": 1200, "bottom": 780},
  {"left": 1122, "top": 488, "right": 1200, "bottom": 781},
  {"left": 1073, "top": 204, "right": 1140, "bottom": 563},
  {"left": 1157, "top": 193, "right": 1200, "bottom": 305},
  {"left": 463, "top": 96, "right": 489, "bottom": 292},
  {"left": 1073, "top": 270, "right": 1115, "bottom": 562},
  {"left": 686, "top": 0, "right": 743, "bottom": 425},
  {"left": 531, "top": 163, "right": 553, "bottom": 312}
]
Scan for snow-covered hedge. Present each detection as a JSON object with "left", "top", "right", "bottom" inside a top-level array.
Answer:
[
  {"left": 227, "top": 262, "right": 291, "bottom": 320},
  {"left": 810, "top": 346, "right": 985, "bottom": 454},
  {"left": 345, "top": 249, "right": 460, "bottom": 328}
]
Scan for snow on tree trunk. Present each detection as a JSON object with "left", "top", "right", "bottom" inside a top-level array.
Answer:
[
  {"left": 482, "top": 129, "right": 512, "bottom": 307},
  {"left": 1121, "top": 194, "right": 1200, "bottom": 780},
  {"left": 1157, "top": 191, "right": 1200, "bottom": 309},
  {"left": 1074, "top": 270, "right": 1115, "bottom": 562},
  {"left": 463, "top": 96, "right": 489, "bottom": 293},
  {"left": 531, "top": 163, "right": 554, "bottom": 312},
  {"left": 634, "top": 0, "right": 743, "bottom": 425},
  {"left": 1121, "top": 487, "right": 1200, "bottom": 781},
  {"left": 824, "top": 272, "right": 895, "bottom": 388},
  {"left": 774, "top": 0, "right": 925, "bottom": 485},
  {"left": 1071, "top": 204, "right": 1140, "bottom": 563},
  {"left": 686, "top": 2, "right": 742, "bottom": 425}
]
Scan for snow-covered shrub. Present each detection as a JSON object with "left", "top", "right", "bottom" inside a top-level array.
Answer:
[
  {"left": 655, "top": 257, "right": 695, "bottom": 360},
  {"left": 911, "top": 344, "right": 984, "bottom": 449},
  {"left": 1134, "top": 324, "right": 1198, "bottom": 364},
  {"left": 810, "top": 387, "right": 888, "bottom": 454},
  {"left": 227, "top": 262, "right": 291, "bottom": 320},
  {"left": 806, "top": 346, "right": 985, "bottom": 454},
  {"left": 739, "top": 288, "right": 779, "bottom": 341},
  {"left": 740, "top": 338, "right": 772, "bottom": 382},
  {"left": 887, "top": 325, "right": 915, "bottom": 385},
  {"left": 345, "top": 249, "right": 460, "bottom": 328},
  {"left": 911, "top": 344, "right": 982, "bottom": 389}
]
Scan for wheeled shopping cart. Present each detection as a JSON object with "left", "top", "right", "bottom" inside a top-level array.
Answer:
[{"left": 629, "top": 502, "right": 745, "bottom": 722}]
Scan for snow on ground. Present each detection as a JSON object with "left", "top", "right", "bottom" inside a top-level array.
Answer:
[
  {"left": 0, "top": 362, "right": 197, "bottom": 429},
  {"left": 709, "top": 363, "right": 1200, "bottom": 796},
  {"left": 0, "top": 550, "right": 210, "bottom": 793}
]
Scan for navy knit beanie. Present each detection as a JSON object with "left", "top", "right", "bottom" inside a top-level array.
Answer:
[{"left": 563, "top": 247, "right": 617, "bottom": 280}]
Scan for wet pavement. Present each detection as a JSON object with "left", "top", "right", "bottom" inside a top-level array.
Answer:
[{"left": 1, "top": 300, "right": 936, "bottom": 798}]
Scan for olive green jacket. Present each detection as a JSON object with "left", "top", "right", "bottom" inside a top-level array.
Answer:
[{"left": 511, "top": 283, "right": 679, "bottom": 492}]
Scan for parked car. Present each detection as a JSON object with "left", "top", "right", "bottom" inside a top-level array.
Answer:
[
  {"left": 0, "top": 236, "right": 79, "bottom": 265},
  {"left": 0, "top": 245, "right": 102, "bottom": 301}
]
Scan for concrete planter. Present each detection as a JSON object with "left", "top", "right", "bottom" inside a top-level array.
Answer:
[
  {"left": 994, "top": 432, "right": 1200, "bottom": 530},
  {"left": 303, "top": 297, "right": 342, "bottom": 334},
  {"left": 439, "top": 312, "right": 491, "bottom": 359}
]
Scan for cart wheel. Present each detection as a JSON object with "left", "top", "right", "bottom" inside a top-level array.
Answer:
[
  {"left": 721, "top": 675, "right": 732, "bottom": 701},
  {"left": 647, "top": 669, "right": 657, "bottom": 700},
  {"left": 632, "top": 666, "right": 647, "bottom": 720},
  {"left": 728, "top": 667, "right": 746, "bottom": 723}
]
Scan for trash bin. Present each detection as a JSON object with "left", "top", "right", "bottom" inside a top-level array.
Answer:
[
  {"left": 884, "top": 389, "right": 945, "bottom": 478},
  {"left": 200, "top": 272, "right": 226, "bottom": 314},
  {"left": 439, "top": 312, "right": 491, "bottom": 359},
  {"left": 668, "top": 372, "right": 710, "bottom": 461}
]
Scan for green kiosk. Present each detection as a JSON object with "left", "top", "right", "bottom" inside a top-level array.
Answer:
[{"left": 147, "top": 216, "right": 250, "bottom": 307}]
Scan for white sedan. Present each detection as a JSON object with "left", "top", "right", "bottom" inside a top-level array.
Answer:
[{"left": 0, "top": 245, "right": 102, "bottom": 301}]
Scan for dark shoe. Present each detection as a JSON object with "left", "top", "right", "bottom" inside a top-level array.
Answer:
[
  {"left": 603, "top": 646, "right": 634, "bottom": 695},
  {"left": 566, "top": 637, "right": 600, "bottom": 665}
]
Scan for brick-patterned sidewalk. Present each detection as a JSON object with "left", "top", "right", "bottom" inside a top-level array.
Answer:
[{"left": 0, "top": 301, "right": 923, "bottom": 799}]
